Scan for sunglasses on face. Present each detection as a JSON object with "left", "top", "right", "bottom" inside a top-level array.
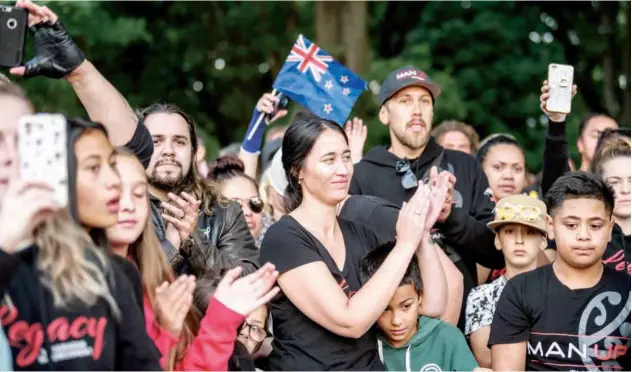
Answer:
[
  {"left": 231, "top": 197, "right": 264, "bottom": 214},
  {"left": 395, "top": 159, "right": 418, "bottom": 190}
]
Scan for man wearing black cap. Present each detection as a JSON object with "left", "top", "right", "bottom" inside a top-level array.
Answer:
[{"left": 349, "top": 66, "right": 503, "bottom": 329}]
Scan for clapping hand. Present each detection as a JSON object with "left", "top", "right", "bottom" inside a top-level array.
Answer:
[
  {"left": 396, "top": 181, "right": 432, "bottom": 250},
  {"left": 426, "top": 166, "right": 452, "bottom": 229},
  {"left": 428, "top": 166, "right": 455, "bottom": 224},
  {"left": 162, "top": 192, "right": 201, "bottom": 248},
  {"left": 213, "top": 263, "right": 280, "bottom": 316},
  {"left": 155, "top": 275, "right": 196, "bottom": 337}
]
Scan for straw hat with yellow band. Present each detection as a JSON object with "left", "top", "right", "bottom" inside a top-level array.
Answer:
[{"left": 488, "top": 194, "right": 549, "bottom": 235}]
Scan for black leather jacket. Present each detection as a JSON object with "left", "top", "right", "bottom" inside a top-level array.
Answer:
[{"left": 150, "top": 196, "right": 260, "bottom": 276}]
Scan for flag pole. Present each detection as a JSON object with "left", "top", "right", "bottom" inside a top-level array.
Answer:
[{"left": 246, "top": 88, "right": 279, "bottom": 141}]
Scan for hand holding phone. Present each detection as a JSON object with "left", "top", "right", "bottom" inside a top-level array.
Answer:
[
  {"left": 540, "top": 65, "right": 578, "bottom": 123},
  {"left": 0, "top": 5, "right": 28, "bottom": 68},
  {"left": 18, "top": 114, "right": 69, "bottom": 208},
  {"left": 545, "top": 64, "right": 574, "bottom": 114}
]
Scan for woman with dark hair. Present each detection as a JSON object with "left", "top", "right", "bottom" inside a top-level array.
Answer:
[
  {"left": 0, "top": 105, "right": 161, "bottom": 369},
  {"left": 476, "top": 133, "right": 526, "bottom": 203},
  {"left": 475, "top": 134, "right": 550, "bottom": 284},
  {"left": 208, "top": 155, "right": 267, "bottom": 246},
  {"left": 259, "top": 117, "right": 450, "bottom": 370}
]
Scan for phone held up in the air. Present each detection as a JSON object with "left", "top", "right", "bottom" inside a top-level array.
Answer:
[
  {"left": 18, "top": 114, "right": 69, "bottom": 209},
  {"left": 546, "top": 63, "right": 574, "bottom": 114},
  {"left": 0, "top": 5, "right": 28, "bottom": 68}
]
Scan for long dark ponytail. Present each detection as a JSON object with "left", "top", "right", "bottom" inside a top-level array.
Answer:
[{"left": 281, "top": 117, "right": 348, "bottom": 212}]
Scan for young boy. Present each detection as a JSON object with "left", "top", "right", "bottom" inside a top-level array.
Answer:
[
  {"left": 465, "top": 194, "right": 549, "bottom": 368},
  {"left": 489, "top": 172, "right": 631, "bottom": 371},
  {"left": 361, "top": 244, "right": 478, "bottom": 372}
]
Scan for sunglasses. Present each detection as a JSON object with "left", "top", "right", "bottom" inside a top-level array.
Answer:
[
  {"left": 395, "top": 159, "right": 418, "bottom": 190},
  {"left": 231, "top": 197, "right": 264, "bottom": 214},
  {"left": 496, "top": 203, "right": 542, "bottom": 223}
]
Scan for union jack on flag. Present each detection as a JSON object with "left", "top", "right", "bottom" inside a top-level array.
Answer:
[
  {"left": 286, "top": 35, "right": 334, "bottom": 82},
  {"left": 273, "top": 34, "right": 367, "bottom": 126}
]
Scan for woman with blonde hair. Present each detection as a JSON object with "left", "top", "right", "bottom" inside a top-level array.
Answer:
[
  {"left": 0, "top": 82, "right": 161, "bottom": 370},
  {"left": 107, "top": 150, "right": 280, "bottom": 370},
  {"left": 590, "top": 130, "right": 631, "bottom": 273}
]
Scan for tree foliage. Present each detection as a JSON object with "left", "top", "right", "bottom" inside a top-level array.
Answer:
[{"left": 3, "top": 1, "right": 628, "bottom": 171}]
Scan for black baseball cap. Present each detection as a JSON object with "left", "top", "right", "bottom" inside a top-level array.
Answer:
[{"left": 379, "top": 66, "right": 442, "bottom": 105}]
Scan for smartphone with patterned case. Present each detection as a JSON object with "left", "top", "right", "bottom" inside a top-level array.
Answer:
[
  {"left": 546, "top": 63, "right": 574, "bottom": 114},
  {"left": 18, "top": 114, "right": 69, "bottom": 208}
]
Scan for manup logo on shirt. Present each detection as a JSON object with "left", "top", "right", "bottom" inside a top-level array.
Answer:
[
  {"left": 0, "top": 305, "right": 108, "bottom": 367},
  {"left": 527, "top": 290, "right": 631, "bottom": 370}
]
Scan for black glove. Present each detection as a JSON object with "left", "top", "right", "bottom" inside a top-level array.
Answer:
[{"left": 23, "top": 21, "right": 85, "bottom": 79}]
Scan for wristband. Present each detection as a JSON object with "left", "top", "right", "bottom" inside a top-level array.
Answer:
[{"left": 241, "top": 108, "right": 267, "bottom": 154}]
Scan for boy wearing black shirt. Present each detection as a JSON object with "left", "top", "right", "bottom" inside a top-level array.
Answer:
[{"left": 489, "top": 172, "right": 631, "bottom": 371}]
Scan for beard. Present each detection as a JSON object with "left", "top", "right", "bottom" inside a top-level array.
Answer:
[
  {"left": 149, "top": 160, "right": 185, "bottom": 191},
  {"left": 392, "top": 119, "right": 431, "bottom": 151}
]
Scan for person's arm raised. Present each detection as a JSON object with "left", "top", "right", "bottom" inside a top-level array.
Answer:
[
  {"left": 65, "top": 61, "right": 138, "bottom": 146},
  {"left": 278, "top": 183, "right": 432, "bottom": 339},
  {"left": 539, "top": 80, "right": 578, "bottom": 197},
  {"left": 238, "top": 93, "right": 287, "bottom": 179},
  {"left": 416, "top": 167, "right": 451, "bottom": 317},
  {"left": 9, "top": 1, "right": 138, "bottom": 147}
]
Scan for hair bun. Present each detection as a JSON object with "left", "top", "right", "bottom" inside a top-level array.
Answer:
[{"left": 207, "top": 154, "right": 246, "bottom": 181}]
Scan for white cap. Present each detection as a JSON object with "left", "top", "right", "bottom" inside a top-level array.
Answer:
[{"left": 268, "top": 148, "right": 288, "bottom": 196}]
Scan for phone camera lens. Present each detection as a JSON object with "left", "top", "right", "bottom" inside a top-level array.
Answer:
[{"left": 7, "top": 18, "right": 17, "bottom": 30}]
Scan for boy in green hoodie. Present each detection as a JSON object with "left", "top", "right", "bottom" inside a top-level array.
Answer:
[{"left": 361, "top": 244, "right": 478, "bottom": 372}]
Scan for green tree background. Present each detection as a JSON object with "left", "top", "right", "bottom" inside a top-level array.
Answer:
[{"left": 3, "top": 1, "right": 630, "bottom": 173}]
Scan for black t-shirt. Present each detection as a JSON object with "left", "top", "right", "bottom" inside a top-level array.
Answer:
[
  {"left": 259, "top": 215, "right": 384, "bottom": 371},
  {"left": 488, "top": 264, "right": 631, "bottom": 371},
  {"left": 123, "top": 121, "right": 154, "bottom": 169},
  {"left": 338, "top": 195, "right": 400, "bottom": 247}
]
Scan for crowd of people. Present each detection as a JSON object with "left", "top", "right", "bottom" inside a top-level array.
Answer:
[{"left": 0, "top": 1, "right": 630, "bottom": 371}]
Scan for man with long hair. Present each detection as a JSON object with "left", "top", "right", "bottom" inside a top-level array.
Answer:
[{"left": 7, "top": 0, "right": 258, "bottom": 276}]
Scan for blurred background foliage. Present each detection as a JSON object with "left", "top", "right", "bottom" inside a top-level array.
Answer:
[{"left": 2, "top": 1, "right": 630, "bottom": 172}]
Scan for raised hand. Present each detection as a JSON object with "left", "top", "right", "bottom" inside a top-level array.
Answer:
[
  {"left": 155, "top": 275, "right": 196, "bottom": 336},
  {"left": 161, "top": 192, "right": 201, "bottom": 247},
  {"left": 426, "top": 167, "right": 453, "bottom": 229},
  {"left": 396, "top": 182, "right": 432, "bottom": 249},
  {"left": 427, "top": 167, "right": 456, "bottom": 223},
  {"left": 344, "top": 117, "right": 367, "bottom": 164},
  {"left": 540, "top": 79, "right": 578, "bottom": 123},
  {"left": 256, "top": 93, "right": 288, "bottom": 124},
  {"left": 213, "top": 263, "right": 281, "bottom": 316},
  {"left": 0, "top": 180, "right": 61, "bottom": 253},
  {"left": 9, "top": 0, "right": 85, "bottom": 79}
]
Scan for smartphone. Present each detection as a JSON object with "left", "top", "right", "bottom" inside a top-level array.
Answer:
[
  {"left": 18, "top": 114, "right": 69, "bottom": 208},
  {"left": 546, "top": 63, "right": 574, "bottom": 114},
  {"left": 0, "top": 5, "right": 28, "bottom": 68},
  {"left": 266, "top": 94, "right": 290, "bottom": 122}
]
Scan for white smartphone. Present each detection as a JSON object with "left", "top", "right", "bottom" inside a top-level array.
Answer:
[
  {"left": 546, "top": 63, "right": 574, "bottom": 114},
  {"left": 18, "top": 114, "right": 69, "bottom": 208}
]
